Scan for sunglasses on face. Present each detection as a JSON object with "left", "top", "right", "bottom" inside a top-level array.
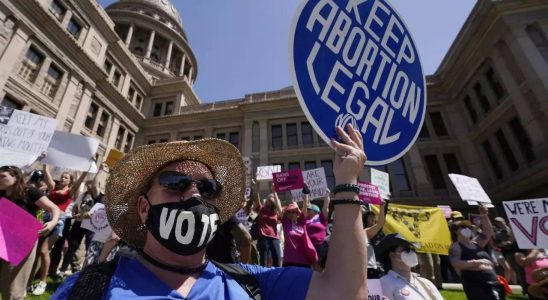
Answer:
[{"left": 157, "top": 171, "right": 222, "bottom": 199}]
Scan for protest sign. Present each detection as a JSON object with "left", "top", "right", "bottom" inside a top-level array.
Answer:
[
  {"left": 503, "top": 198, "right": 548, "bottom": 249},
  {"left": 81, "top": 203, "right": 112, "bottom": 243},
  {"left": 0, "top": 106, "right": 57, "bottom": 166},
  {"left": 42, "top": 131, "right": 100, "bottom": 173},
  {"left": 437, "top": 205, "right": 452, "bottom": 219},
  {"left": 273, "top": 169, "right": 304, "bottom": 193},
  {"left": 256, "top": 165, "right": 281, "bottom": 181},
  {"left": 243, "top": 157, "right": 253, "bottom": 197},
  {"left": 371, "top": 168, "right": 390, "bottom": 199},
  {"left": 371, "top": 203, "right": 451, "bottom": 255},
  {"left": 105, "top": 148, "right": 124, "bottom": 169},
  {"left": 291, "top": 167, "right": 328, "bottom": 200},
  {"left": 449, "top": 174, "right": 491, "bottom": 204},
  {"left": 367, "top": 279, "right": 383, "bottom": 300},
  {"left": 358, "top": 181, "right": 382, "bottom": 205},
  {"left": 0, "top": 197, "right": 43, "bottom": 266},
  {"left": 289, "top": 0, "right": 426, "bottom": 166}
]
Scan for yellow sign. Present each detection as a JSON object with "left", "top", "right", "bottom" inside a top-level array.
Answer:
[
  {"left": 371, "top": 203, "right": 451, "bottom": 255},
  {"left": 105, "top": 148, "right": 124, "bottom": 169}
]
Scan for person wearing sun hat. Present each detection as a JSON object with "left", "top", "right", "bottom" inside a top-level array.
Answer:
[
  {"left": 52, "top": 124, "right": 368, "bottom": 299},
  {"left": 377, "top": 233, "right": 443, "bottom": 300}
]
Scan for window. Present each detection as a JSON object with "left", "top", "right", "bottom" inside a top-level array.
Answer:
[
  {"left": 508, "top": 117, "right": 536, "bottom": 162},
  {"left": 96, "top": 111, "right": 109, "bottom": 138},
  {"left": 153, "top": 103, "right": 162, "bottom": 117},
  {"left": 481, "top": 140, "right": 503, "bottom": 179},
  {"left": 103, "top": 59, "right": 113, "bottom": 75},
  {"left": 115, "top": 126, "right": 126, "bottom": 150},
  {"left": 495, "top": 129, "right": 518, "bottom": 172},
  {"left": 321, "top": 160, "right": 335, "bottom": 190},
  {"left": 124, "top": 133, "right": 134, "bottom": 153},
  {"left": 429, "top": 112, "right": 448, "bottom": 137},
  {"left": 193, "top": 136, "right": 202, "bottom": 140},
  {"left": 159, "top": 138, "right": 169, "bottom": 143},
  {"left": 84, "top": 102, "right": 99, "bottom": 130},
  {"left": 112, "top": 70, "right": 121, "bottom": 88},
  {"left": 288, "top": 162, "right": 300, "bottom": 170},
  {"left": 147, "top": 140, "right": 156, "bottom": 145},
  {"left": 179, "top": 136, "right": 190, "bottom": 141},
  {"left": 67, "top": 18, "right": 82, "bottom": 39},
  {"left": 526, "top": 23, "right": 548, "bottom": 62},
  {"left": 18, "top": 47, "right": 44, "bottom": 82},
  {"left": 216, "top": 133, "right": 226, "bottom": 140},
  {"left": 463, "top": 96, "right": 478, "bottom": 124},
  {"left": 49, "top": 0, "right": 66, "bottom": 20},
  {"left": 443, "top": 154, "right": 462, "bottom": 174},
  {"left": 474, "top": 83, "right": 491, "bottom": 114},
  {"left": 304, "top": 161, "right": 316, "bottom": 171},
  {"left": 485, "top": 68, "right": 505, "bottom": 101},
  {"left": 392, "top": 158, "right": 410, "bottom": 191},
  {"left": 424, "top": 155, "right": 446, "bottom": 190},
  {"left": 1, "top": 95, "right": 22, "bottom": 109},
  {"left": 164, "top": 101, "right": 174, "bottom": 115},
  {"left": 127, "top": 87, "right": 135, "bottom": 102},
  {"left": 271, "top": 125, "right": 282, "bottom": 149},
  {"left": 229, "top": 132, "right": 239, "bottom": 149},
  {"left": 252, "top": 121, "right": 260, "bottom": 152},
  {"left": 286, "top": 123, "right": 298, "bottom": 147},
  {"left": 418, "top": 122, "right": 430, "bottom": 138},
  {"left": 135, "top": 95, "right": 143, "bottom": 109},
  {"left": 301, "top": 122, "right": 313, "bottom": 146},
  {"left": 42, "top": 65, "right": 63, "bottom": 98}
]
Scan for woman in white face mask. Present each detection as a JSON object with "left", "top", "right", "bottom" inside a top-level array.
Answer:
[{"left": 378, "top": 233, "right": 444, "bottom": 300}]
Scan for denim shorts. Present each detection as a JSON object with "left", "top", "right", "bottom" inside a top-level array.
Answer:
[{"left": 43, "top": 211, "right": 66, "bottom": 238}]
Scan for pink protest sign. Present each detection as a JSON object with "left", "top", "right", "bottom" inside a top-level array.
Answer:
[
  {"left": 273, "top": 169, "right": 304, "bottom": 193},
  {"left": 0, "top": 197, "right": 42, "bottom": 266},
  {"left": 358, "top": 182, "right": 382, "bottom": 205}
]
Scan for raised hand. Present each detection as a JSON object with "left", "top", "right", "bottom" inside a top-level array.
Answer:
[{"left": 331, "top": 124, "right": 366, "bottom": 185}]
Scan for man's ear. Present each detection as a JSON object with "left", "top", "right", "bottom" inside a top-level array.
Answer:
[{"left": 137, "top": 195, "right": 150, "bottom": 224}]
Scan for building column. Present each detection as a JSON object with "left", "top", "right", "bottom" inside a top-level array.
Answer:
[
  {"left": 187, "top": 66, "right": 193, "bottom": 83},
  {"left": 125, "top": 24, "right": 134, "bottom": 46},
  {"left": 169, "top": 131, "right": 178, "bottom": 142},
  {"left": 178, "top": 54, "right": 186, "bottom": 77},
  {"left": 145, "top": 30, "right": 155, "bottom": 59},
  {"left": 121, "top": 73, "right": 132, "bottom": 97},
  {"left": 55, "top": 75, "right": 79, "bottom": 130},
  {"left": 0, "top": 27, "right": 30, "bottom": 93},
  {"left": 242, "top": 119, "right": 253, "bottom": 157},
  {"left": 33, "top": 57, "right": 52, "bottom": 91},
  {"left": 70, "top": 88, "right": 93, "bottom": 134},
  {"left": 106, "top": 117, "right": 121, "bottom": 150},
  {"left": 60, "top": 10, "right": 73, "bottom": 28},
  {"left": 164, "top": 40, "right": 173, "bottom": 69},
  {"left": 259, "top": 119, "right": 268, "bottom": 165},
  {"left": 91, "top": 106, "right": 104, "bottom": 134}
]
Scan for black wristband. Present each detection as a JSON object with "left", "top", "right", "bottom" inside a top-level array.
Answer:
[
  {"left": 331, "top": 199, "right": 362, "bottom": 206},
  {"left": 333, "top": 184, "right": 360, "bottom": 195}
]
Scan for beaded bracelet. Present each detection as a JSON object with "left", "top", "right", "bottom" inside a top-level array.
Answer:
[
  {"left": 331, "top": 199, "right": 362, "bottom": 206},
  {"left": 333, "top": 183, "right": 360, "bottom": 195}
]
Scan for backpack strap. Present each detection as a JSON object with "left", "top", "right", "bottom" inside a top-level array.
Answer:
[
  {"left": 67, "top": 257, "right": 120, "bottom": 300},
  {"left": 211, "top": 261, "right": 262, "bottom": 300}
]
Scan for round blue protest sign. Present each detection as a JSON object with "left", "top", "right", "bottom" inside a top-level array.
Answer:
[{"left": 289, "top": 0, "right": 426, "bottom": 165}]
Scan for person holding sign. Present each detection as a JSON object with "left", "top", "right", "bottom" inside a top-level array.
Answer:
[
  {"left": 53, "top": 125, "right": 367, "bottom": 299},
  {"left": 0, "top": 165, "right": 60, "bottom": 300},
  {"left": 253, "top": 180, "right": 283, "bottom": 267},
  {"left": 305, "top": 188, "right": 330, "bottom": 254},
  {"left": 449, "top": 205, "right": 505, "bottom": 300}
]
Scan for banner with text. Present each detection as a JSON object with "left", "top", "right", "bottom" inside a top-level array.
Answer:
[
  {"left": 449, "top": 173, "right": 491, "bottom": 204},
  {"left": 291, "top": 167, "right": 328, "bottom": 201},
  {"left": 256, "top": 165, "right": 281, "bottom": 181},
  {"left": 503, "top": 198, "right": 548, "bottom": 249},
  {"left": 358, "top": 181, "right": 382, "bottom": 205},
  {"left": 0, "top": 106, "right": 57, "bottom": 166},
  {"left": 372, "top": 203, "right": 451, "bottom": 255},
  {"left": 273, "top": 169, "right": 304, "bottom": 193}
]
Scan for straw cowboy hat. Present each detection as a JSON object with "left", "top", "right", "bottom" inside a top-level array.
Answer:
[{"left": 105, "top": 139, "right": 246, "bottom": 248}]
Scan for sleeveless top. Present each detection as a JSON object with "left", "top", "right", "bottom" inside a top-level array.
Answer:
[
  {"left": 458, "top": 242, "right": 498, "bottom": 282},
  {"left": 48, "top": 188, "right": 72, "bottom": 212}
]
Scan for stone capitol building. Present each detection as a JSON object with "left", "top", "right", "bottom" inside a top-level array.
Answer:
[{"left": 0, "top": 0, "right": 547, "bottom": 210}]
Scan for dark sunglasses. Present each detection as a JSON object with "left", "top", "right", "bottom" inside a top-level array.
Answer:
[{"left": 157, "top": 171, "right": 222, "bottom": 199}]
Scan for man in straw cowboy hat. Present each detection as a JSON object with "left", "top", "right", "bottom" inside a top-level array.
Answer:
[{"left": 52, "top": 124, "right": 367, "bottom": 299}]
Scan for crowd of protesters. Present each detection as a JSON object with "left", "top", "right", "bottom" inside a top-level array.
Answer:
[{"left": 0, "top": 134, "right": 547, "bottom": 299}]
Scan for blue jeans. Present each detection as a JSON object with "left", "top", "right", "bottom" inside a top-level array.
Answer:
[
  {"left": 257, "top": 236, "right": 281, "bottom": 267},
  {"left": 43, "top": 212, "right": 66, "bottom": 238}
]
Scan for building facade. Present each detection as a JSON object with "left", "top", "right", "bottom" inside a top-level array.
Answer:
[{"left": 0, "top": 0, "right": 546, "bottom": 208}]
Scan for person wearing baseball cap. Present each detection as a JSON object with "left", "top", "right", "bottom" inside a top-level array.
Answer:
[
  {"left": 52, "top": 124, "right": 369, "bottom": 299},
  {"left": 377, "top": 233, "right": 443, "bottom": 300}
]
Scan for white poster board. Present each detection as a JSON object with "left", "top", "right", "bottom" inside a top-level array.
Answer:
[
  {"left": 256, "top": 165, "right": 281, "bottom": 181},
  {"left": 0, "top": 106, "right": 57, "bottom": 166},
  {"left": 42, "top": 131, "right": 100, "bottom": 173},
  {"left": 371, "top": 168, "right": 390, "bottom": 199},
  {"left": 503, "top": 198, "right": 548, "bottom": 249},
  {"left": 367, "top": 279, "right": 383, "bottom": 300},
  {"left": 291, "top": 167, "right": 328, "bottom": 201},
  {"left": 80, "top": 203, "right": 112, "bottom": 243},
  {"left": 448, "top": 174, "right": 491, "bottom": 204},
  {"left": 243, "top": 157, "right": 253, "bottom": 197}
]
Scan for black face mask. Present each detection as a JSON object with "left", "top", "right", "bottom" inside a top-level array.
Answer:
[{"left": 145, "top": 196, "right": 220, "bottom": 256}]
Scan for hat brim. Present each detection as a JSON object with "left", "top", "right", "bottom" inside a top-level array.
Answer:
[
  {"left": 375, "top": 234, "right": 416, "bottom": 263},
  {"left": 529, "top": 278, "right": 548, "bottom": 299},
  {"left": 105, "top": 139, "right": 246, "bottom": 249}
]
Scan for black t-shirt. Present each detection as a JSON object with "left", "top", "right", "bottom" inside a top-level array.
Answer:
[
  {"left": 206, "top": 216, "right": 241, "bottom": 263},
  {"left": 0, "top": 187, "right": 41, "bottom": 216}
]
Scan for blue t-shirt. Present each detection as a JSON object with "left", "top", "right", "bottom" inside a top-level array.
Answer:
[{"left": 51, "top": 256, "right": 312, "bottom": 299}]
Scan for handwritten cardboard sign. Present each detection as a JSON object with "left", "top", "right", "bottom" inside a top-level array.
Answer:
[
  {"left": 0, "top": 106, "right": 57, "bottom": 166},
  {"left": 80, "top": 203, "right": 112, "bottom": 243},
  {"left": 273, "top": 169, "right": 304, "bottom": 193},
  {"left": 358, "top": 182, "right": 382, "bottom": 205},
  {"left": 449, "top": 174, "right": 491, "bottom": 204},
  {"left": 256, "top": 165, "right": 281, "bottom": 181},
  {"left": 0, "top": 197, "right": 43, "bottom": 266},
  {"left": 503, "top": 198, "right": 548, "bottom": 249},
  {"left": 105, "top": 148, "right": 124, "bottom": 169},
  {"left": 291, "top": 167, "right": 328, "bottom": 201},
  {"left": 371, "top": 168, "right": 390, "bottom": 199}
]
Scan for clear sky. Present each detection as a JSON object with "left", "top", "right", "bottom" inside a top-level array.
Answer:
[{"left": 99, "top": 0, "right": 477, "bottom": 103}]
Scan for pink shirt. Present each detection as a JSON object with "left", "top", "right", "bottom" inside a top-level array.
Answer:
[
  {"left": 524, "top": 256, "right": 548, "bottom": 284},
  {"left": 282, "top": 212, "right": 312, "bottom": 265},
  {"left": 306, "top": 213, "right": 327, "bottom": 248},
  {"left": 257, "top": 205, "right": 279, "bottom": 239}
]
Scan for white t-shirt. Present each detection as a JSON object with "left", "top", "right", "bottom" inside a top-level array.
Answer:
[{"left": 380, "top": 270, "right": 443, "bottom": 300}]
